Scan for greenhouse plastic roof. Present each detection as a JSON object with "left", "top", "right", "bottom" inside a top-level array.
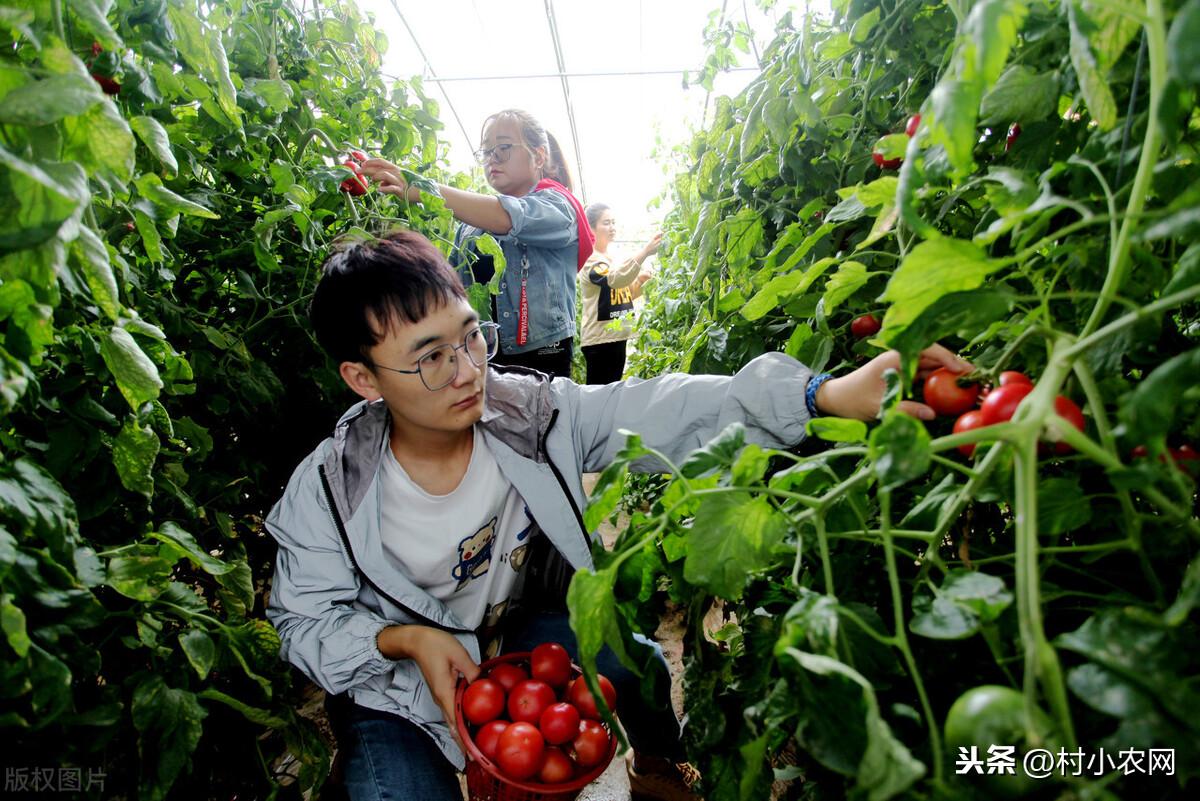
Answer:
[{"left": 358, "top": 0, "right": 803, "bottom": 235}]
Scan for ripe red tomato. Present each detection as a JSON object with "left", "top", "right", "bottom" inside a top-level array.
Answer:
[
  {"left": 340, "top": 161, "right": 368, "bottom": 196},
  {"left": 496, "top": 721, "right": 545, "bottom": 781},
  {"left": 507, "top": 679, "right": 556, "bottom": 724},
  {"left": 850, "top": 314, "right": 881, "bottom": 339},
  {"left": 530, "top": 642, "right": 572, "bottom": 689},
  {"left": 475, "top": 720, "right": 509, "bottom": 761},
  {"left": 349, "top": 149, "right": 368, "bottom": 163},
  {"left": 91, "top": 73, "right": 121, "bottom": 95},
  {"left": 998, "top": 371, "right": 1032, "bottom": 386},
  {"left": 1047, "top": 396, "right": 1085, "bottom": 454},
  {"left": 979, "top": 382, "right": 1034, "bottom": 426},
  {"left": 566, "top": 675, "right": 618, "bottom": 720},
  {"left": 539, "top": 702, "right": 581, "bottom": 745},
  {"left": 488, "top": 662, "right": 528, "bottom": 693},
  {"left": 953, "top": 410, "right": 986, "bottom": 458},
  {"left": 1005, "top": 123, "right": 1022, "bottom": 151},
  {"left": 905, "top": 114, "right": 921, "bottom": 137},
  {"left": 572, "top": 720, "right": 611, "bottom": 769},
  {"left": 871, "top": 150, "right": 902, "bottom": 170},
  {"left": 461, "top": 678, "right": 506, "bottom": 726},
  {"left": 537, "top": 746, "right": 575, "bottom": 784},
  {"left": 1172, "top": 444, "right": 1200, "bottom": 475},
  {"left": 923, "top": 368, "right": 981, "bottom": 416}
]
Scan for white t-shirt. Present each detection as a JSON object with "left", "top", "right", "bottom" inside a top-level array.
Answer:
[{"left": 378, "top": 426, "right": 537, "bottom": 639}]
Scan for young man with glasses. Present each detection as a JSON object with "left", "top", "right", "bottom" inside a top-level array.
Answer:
[{"left": 265, "top": 230, "right": 970, "bottom": 800}]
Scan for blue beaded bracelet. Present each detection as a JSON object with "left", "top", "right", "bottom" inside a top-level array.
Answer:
[{"left": 806, "top": 373, "right": 834, "bottom": 417}]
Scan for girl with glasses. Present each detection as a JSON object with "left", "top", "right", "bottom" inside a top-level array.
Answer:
[{"left": 359, "top": 109, "right": 592, "bottom": 379}]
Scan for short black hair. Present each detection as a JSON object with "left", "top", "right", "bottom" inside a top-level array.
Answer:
[{"left": 309, "top": 229, "right": 468, "bottom": 365}]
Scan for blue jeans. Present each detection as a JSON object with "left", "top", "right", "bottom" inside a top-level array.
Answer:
[{"left": 337, "top": 611, "right": 683, "bottom": 800}]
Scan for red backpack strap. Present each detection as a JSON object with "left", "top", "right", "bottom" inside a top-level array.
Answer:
[{"left": 535, "top": 179, "right": 594, "bottom": 271}]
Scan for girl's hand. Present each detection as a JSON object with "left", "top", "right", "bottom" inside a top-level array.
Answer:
[
  {"left": 642, "top": 232, "right": 663, "bottom": 258},
  {"left": 814, "top": 344, "right": 973, "bottom": 421},
  {"left": 359, "top": 158, "right": 421, "bottom": 202},
  {"left": 378, "top": 625, "right": 480, "bottom": 751}
]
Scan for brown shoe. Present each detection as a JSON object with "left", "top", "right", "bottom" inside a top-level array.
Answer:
[{"left": 625, "top": 751, "right": 703, "bottom": 801}]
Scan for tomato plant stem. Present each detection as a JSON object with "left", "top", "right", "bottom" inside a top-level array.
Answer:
[
  {"left": 880, "top": 491, "right": 943, "bottom": 782},
  {"left": 1081, "top": 0, "right": 1167, "bottom": 337}
]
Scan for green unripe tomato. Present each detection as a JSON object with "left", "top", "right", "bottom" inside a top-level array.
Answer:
[{"left": 943, "top": 685, "right": 1059, "bottom": 799}]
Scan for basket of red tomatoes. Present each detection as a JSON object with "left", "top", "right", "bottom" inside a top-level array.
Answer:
[{"left": 455, "top": 643, "right": 619, "bottom": 801}]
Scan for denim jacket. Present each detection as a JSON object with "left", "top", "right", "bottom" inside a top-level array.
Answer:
[
  {"left": 451, "top": 186, "right": 579, "bottom": 354},
  {"left": 264, "top": 354, "right": 817, "bottom": 768}
]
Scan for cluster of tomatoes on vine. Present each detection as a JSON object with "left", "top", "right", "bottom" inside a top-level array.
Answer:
[
  {"left": 851, "top": 314, "right": 1197, "bottom": 468},
  {"left": 459, "top": 643, "right": 617, "bottom": 785},
  {"left": 850, "top": 315, "right": 1083, "bottom": 456}
]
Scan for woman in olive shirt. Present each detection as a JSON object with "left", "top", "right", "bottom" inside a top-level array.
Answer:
[{"left": 578, "top": 203, "right": 660, "bottom": 384}]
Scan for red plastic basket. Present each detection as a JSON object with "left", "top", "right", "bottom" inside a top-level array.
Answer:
[{"left": 455, "top": 651, "right": 619, "bottom": 801}]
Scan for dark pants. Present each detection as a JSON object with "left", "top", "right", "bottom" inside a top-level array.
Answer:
[
  {"left": 330, "top": 611, "right": 682, "bottom": 800},
  {"left": 582, "top": 341, "right": 628, "bottom": 385},
  {"left": 493, "top": 337, "right": 573, "bottom": 378}
]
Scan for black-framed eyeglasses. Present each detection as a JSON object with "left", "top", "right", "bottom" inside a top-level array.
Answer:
[
  {"left": 367, "top": 322, "right": 500, "bottom": 391},
  {"left": 474, "top": 143, "right": 515, "bottom": 166}
]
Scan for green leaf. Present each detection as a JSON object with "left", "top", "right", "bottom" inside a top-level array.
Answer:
[
  {"left": 823, "top": 260, "right": 869, "bottom": 312},
  {"left": 100, "top": 326, "right": 163, "bottom": 409},
  {"left": 583, "top": 460, "right": 627, "bottom": 531},
  {"left": 29, "top": 645, "right": 73, "bottom": 724},
  {"left": 929, "top": 78, "right": 983, "bottom": 175},
  {"left": 0, "top": 74, "right": 102, "bottom": 126},
  {"left": 135, "top": 174, "right": 220, "bottom": 219},
  {"left": 106, "top": 554, "right": 173, "bottom": 601},
  {"left": 71, "top": 226, "right": 121, "bottom": 320},
  {"left": 198, "top": 688, "right": 286, "bottom": 728},
  {"left": 979, "top": 65, "right": 1060, "bottom": 125},
  {"left": 911, "top": 593, "right": 978, "bottom": 639},
  {"left": 884, "top": 289, "right": 1014, "bottom": 378},
  {"left": 60, "top": 98, "right": 136, "bottom": 181},
  {"left": 680, "top": 423, "right": 746, "bottom": 478},
  {"left": 151, "top": 522, "right": 235, "bottom": 576},
  {"left": 869, "top": 411, "right": 932, "bottom": 490},
  {"left": 179, "top": 629, "right": 216, "bottom": 680},
  {"left": 1119, "top": 347, "right": 1200, "bottom": 446},
  {"left": 1066, "top": 0, "right": 1118, "bottom": 130},
  {"left": 167, "top": 3, "right": 241, "bottom": 129},
  {"left": 67, "top": 0, "right": 123, "bottom": 50},
  {"left": 132, "top": 675, "right": 207, "bottom": 801},
  {"left": 807, "top": 417, "right": 868, "bottom": 443},
  {"left": 683, "top": 492, "right": 787, "bottom": 599},
  {"left": 782, "top": 649, "right": 925, "bottom": 798},
  {"left": 131, "top": 116, "right": 179, "bottom": 175},
  {"left": 881, "top": 239, "right": 1003, "bottom": 333},
  {"left": 1036, "top": 477, "right": 1092, "bottom": 535},
  {"left": 242, "top": 77, "right": 294, "bottom": 115},
  {"left": 1168, "top": 0, "right": 1200, "bottom": 86},
  {"left": 0, "top": 459, "right": 78, "bottom": 559},
  {"left": 113, "top": 418, "right": 159, "bottom": 497},
  {"left": 942, "top": 570, "right": 1012, "bottom": 623},
  {"left": 0, "top": 147, "right": 87, "bottom": 255},
  {"left": 1, "top": 593, "right": 30, "bottom": 657},
  {"left": 568, "top": 567, "right": 640, "bottom": 677}
]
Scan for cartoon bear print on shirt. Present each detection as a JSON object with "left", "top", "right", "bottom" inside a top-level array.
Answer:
[
  {"left": 452, "top": 516, "right": 496, "bottom": 591},
  {"left": 507, "top": 506, "right": 536, "bottom": 573}
]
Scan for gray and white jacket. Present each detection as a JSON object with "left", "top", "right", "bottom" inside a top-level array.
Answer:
[{"left": 264, "top": 353, "right": 816, "bottom": 767}]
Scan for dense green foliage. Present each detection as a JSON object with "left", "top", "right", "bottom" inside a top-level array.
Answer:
[
  {"left": 572, "top": 1, "right": 1200, "bottom": 799},
  {"left": 0, "top": 0, "right": 466, "bottom": 797}
]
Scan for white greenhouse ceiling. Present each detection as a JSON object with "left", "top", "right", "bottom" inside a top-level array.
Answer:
[{"left": 357, "top": 0, "right": 814, "bottom": 237}]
